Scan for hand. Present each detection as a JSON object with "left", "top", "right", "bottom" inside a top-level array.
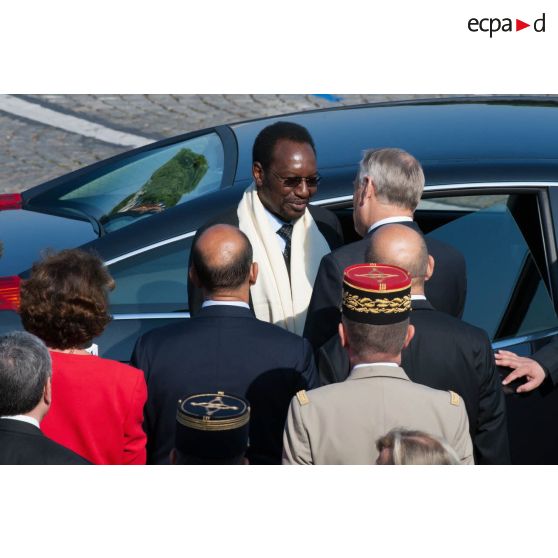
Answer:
[{"left": 495, "top": 350, "right": 546, "bottom": 393}]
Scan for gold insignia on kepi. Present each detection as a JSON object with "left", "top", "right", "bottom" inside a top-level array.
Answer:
[
  {"left": 296, "top": 390, "right": 310, "bottom": 405},
  {"left": 342, "top": 263, "right": 412, "bottom": 325},
  {"left": 449, "top": 391, "right": 460, "bottom": 406},
  {"left": 175, "top": 392, "right": 250, "bottom": 461},
  {"left": 177, "top": 393, "right": 250, "bottom": 431}
]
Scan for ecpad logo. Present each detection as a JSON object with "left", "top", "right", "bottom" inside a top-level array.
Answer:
[{"left": 468, "top": 13, "right": 546, "bottom": 37}]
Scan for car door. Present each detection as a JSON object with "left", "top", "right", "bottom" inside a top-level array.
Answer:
[
  {"left": 93, "top": 232, "right": 196, "bottom": 362},
  {"left": 416, "top": 185, "right": 558, "bottom": 464}
]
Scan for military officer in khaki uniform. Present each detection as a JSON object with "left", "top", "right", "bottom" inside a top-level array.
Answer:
[{"left": 282, "top": 263, "right": 474, "bottom": 465}]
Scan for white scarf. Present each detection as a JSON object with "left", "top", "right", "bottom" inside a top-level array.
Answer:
[{"left": 237, "top": 183, "right": 330, "bottom": 335}]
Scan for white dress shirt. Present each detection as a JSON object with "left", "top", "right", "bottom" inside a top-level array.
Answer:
[{"left": 264, "top": 207, "right": 290, "bottom": 252}]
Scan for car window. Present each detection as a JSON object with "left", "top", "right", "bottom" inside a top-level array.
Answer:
[
  {"left": 107, "top": 236, "right": 193, "bottom": 314},
  {"left": 34, "top": 133, "right": 224, "bottom": 234},
  {"left": 416, "top": 193, "right": 558, "bottom": 341}
]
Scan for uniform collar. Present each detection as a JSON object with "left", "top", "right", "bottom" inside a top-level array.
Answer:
[{"left": 347, "top": 363, "right": 410, "bottom": 381}]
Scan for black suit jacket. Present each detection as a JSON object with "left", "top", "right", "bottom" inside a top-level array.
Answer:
[
  {"left": 188, "top": 203, "right": 344, "bottom": 316},
  {"left": 304, "top": 220, "right": 467, "bottom": 351},
  {"left": 531, "top": 337, "right": 558, "bottom": 386},
  {"left": 0, "top": 419, "right": 90, "bottom": 465},
  {"left": 317, "top": 299, "right": 510, "bottom": 464},
  {"left": 130, "top": 305, "right": 319, "bottom": 465}
]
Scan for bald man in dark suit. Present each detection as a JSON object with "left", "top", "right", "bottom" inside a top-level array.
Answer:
[{"left": 132, "top": 224, "right": 318, "bottom": 465}]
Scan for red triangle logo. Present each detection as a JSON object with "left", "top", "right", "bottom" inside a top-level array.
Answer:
[{"left": 516, "top": 19, "right": 530, "bottom": 31}]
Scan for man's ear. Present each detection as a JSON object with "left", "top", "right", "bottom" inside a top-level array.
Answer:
[
  {"left": 249, "top": 262, "right": 258, "bottom": 286},
  {"left": 189, "top": 265, "right": 201, "bottom": 288},
  {"left": 365, "top": 177, "right": 377, "bottom": 199},
  {"left": 338, "top": 321, "right": 348, "bottom": 349},
  {"left": 357, "top": 176, "right": 376, "bottom": 207},
  {"left": 402, "top": 324, "right": 415, "bottom": 349},
  {"left": 253, "top": 162, "right": 264, "bottom": 188},
  {"left": 425, "top": 255, "right": 435, "bottom": 282},
  {"left": 44, "top": 377, "right": 52, "bottom": 407},
  {"left": 355, "top": 177, "right": 367, "bottom": 206}
]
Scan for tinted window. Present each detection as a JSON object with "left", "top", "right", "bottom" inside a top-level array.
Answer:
[
  {"left": 108, "top": 236, "right": 193, "bottom": 314},
  {"left": 34, "top": 133, "right": 224, "bottom": 233},
  {"left": 417, "top": 193, "right": 558, "bottom": 341}
]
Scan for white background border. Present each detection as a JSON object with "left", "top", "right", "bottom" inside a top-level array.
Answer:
[
  {"left": 1, "top": 1, "right": 557, "bottom": 92},
  {"left": 2, "top": 1, "right": 557, "bottom": 556}
]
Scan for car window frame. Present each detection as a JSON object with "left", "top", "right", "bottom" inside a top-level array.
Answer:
[
  {"left": 106, "top": 230, "right": 196, "bottom": 321},
  {"left": 314, "top": 182, "right": 558, "bottom": 350}
]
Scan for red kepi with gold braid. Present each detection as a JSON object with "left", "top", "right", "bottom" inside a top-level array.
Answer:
[{"left": 342, "top": 263, "right": 411, "bottom": 324}]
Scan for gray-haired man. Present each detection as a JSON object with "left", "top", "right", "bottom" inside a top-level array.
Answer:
[{"left": 0, "top": 331, "right": 89, "bottom": 465}]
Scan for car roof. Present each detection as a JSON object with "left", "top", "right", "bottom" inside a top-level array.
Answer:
[
  {"left": 83, "top": 97, "right": 558, "bottom": 263},
  {"left": 231, "top": 97, "right": 558, "bottom": 184}
]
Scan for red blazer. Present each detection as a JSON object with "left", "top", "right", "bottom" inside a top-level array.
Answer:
[{"left": 42, "top": 351, "right": 147, "bottom": 465}]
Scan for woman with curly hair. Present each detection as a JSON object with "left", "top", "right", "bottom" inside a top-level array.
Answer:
[{"left": 19, "top": 249, "right": 147, "bottom": 465}]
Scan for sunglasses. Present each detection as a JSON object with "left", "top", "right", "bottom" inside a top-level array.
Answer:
[{"left": 270, "top": 170, "right": 321, "bottom": 188}]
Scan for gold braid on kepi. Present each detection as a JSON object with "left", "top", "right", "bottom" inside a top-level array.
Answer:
[
  {"left": 175, "top": 392, "right": 250, "bottom": 460},
  {"left": 342, "top": 263, "right": 412, "bottom": 324}
]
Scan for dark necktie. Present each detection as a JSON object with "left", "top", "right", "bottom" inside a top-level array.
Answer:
[{"left": 277, "top": 223, "right": 293, "bottom": 273}]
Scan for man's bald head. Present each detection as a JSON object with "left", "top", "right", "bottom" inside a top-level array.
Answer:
[
  {"left": 365, "top": 224, "right": 430, "bottom": 290},
  {"left": 192, "top": 224, "right": 253, "bottom": 293}
]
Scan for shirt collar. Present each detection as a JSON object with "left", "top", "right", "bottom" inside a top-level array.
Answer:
[
  {"left": 411, "top": 294, "right": 427, "bottom": 301},
  {"left": 263, "top": 206, "right": 291, "bottom": 233},
  {"left": 0, "top": 415, "right": 40, "bottom": 429},
  {"left": 352, "top": 362, "right": 399, "bottom": 370},
  {"left": 202, "top": 300, "right": 250, "bottom": 310},
  {"left": 348, "top": 363, "right": 410, "bottom": 382},
  {"left": 368, "top": 216, "right": 413, "bottom": 234}
]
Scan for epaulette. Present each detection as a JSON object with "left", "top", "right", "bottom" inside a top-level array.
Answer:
[
  {"left": 296, "top": 390, "right": 310, "bottom": 406},
  {"left": 449, "top": 390, "right": 460, "bottom": 406}
]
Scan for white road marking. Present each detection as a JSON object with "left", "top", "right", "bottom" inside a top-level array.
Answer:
[{"left": 0, "top": 95, "right": 154, "bottom": 147}]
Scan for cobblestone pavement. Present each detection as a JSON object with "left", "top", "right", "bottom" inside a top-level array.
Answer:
[{"left": 0, "top": 94, "right": 497, "bottom": 193}]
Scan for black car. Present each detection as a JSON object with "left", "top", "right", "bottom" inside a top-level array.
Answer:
[{"left": 2, "top": 96, "right": 558, "bottom": 464}]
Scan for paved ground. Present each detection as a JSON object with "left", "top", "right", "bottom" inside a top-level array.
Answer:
[{"left": 0, "top": 94, "right": 462, "bottom": 194}]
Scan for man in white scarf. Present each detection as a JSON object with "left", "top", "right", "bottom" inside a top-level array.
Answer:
[{"left": 188, "top": 122, "right": 343, "bottom": 335}]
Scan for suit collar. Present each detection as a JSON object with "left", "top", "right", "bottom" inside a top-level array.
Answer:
[
  {"left": 347, "top": 363, "right": 410, "bottom": 382},
  {"left": 0, "top": 418, "right": 43, "bottom": 437},
  {"left": 366, "top": 219, "right": 420, "bottom": 237},
  {"left": 368, "top": 216, "right": 413, "bottom": 234},
  {"left": 195, "top": 304, "right": 255, "bottom": 319},
  {"left": 202, "top": 300, "right": 250, "bottom": 310},
  {"left": 411, "top": 298, "right": 436, "bottom": 311}
]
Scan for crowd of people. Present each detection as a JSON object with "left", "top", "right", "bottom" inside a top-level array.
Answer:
[{"left": 1, "top": 121, "right": 551, "bottom": 465}]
